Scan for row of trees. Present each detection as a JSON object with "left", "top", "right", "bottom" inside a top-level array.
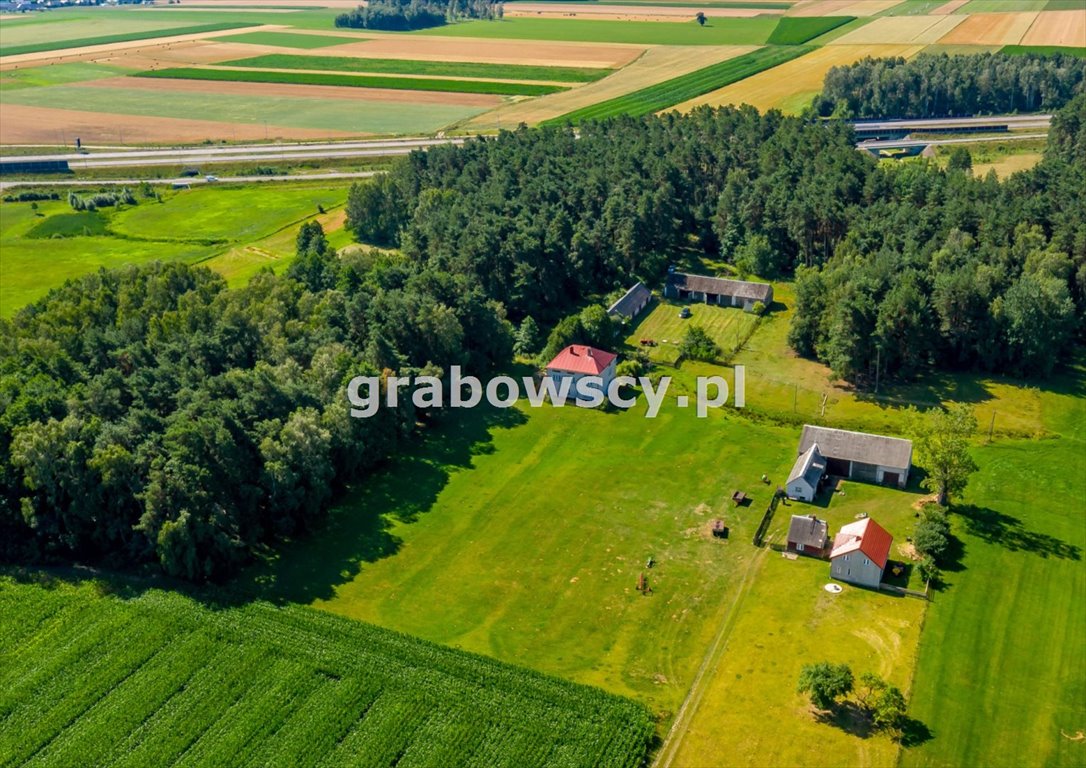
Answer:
[
  {"left": 348, "top": 92, "right": 1085, "bottom": 385},
  {"left": 0, "top": 224, "right": 514, "bottom": 580},
  {"left": 816, "top": 52, "right": 1086, "bottom": 119},
  {"left": 334, "top": 0, "right": 501, "bottom": 31}
]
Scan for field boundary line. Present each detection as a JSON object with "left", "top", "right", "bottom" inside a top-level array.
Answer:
[{"left": 652, "top": 543, "right": 770, "bottom": 768}]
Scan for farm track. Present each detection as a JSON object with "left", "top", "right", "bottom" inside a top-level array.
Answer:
[{"left": 652, "top": 545, "right": 770, "bottom": 768}]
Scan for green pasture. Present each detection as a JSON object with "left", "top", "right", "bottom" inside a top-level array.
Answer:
[
  {"left": 223, "top": 53, "right": 612, "bottom": 83},
  {"left": 959, "top": 0, "right": 1047, "bottom": 10},
  {"left": 138, "top": 66, "right": 567, "bottom": 96},
  {"left": 216, "top": 30, "right": 364, "bottom": 48},
  {"left": 0, "top": 62, "right": 129, "bottom": 92},
  {"left": 414, "top": 16, "right": 780, "bottom": 45},
  {"left": 1, "top": 84, "right": 491, "bottom": 135},
  {"left": 766, "top": 16, "right": 853, "bottom": 45},
  {"left": 0, "top": 183, "right": 348, "bottom": 317},
  {"left": 1000, "top": 44, "right": 1086, "bottom": 58}
]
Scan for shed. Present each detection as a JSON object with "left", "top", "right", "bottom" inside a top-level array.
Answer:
[
  {"left": 786, "top": 514, "right": 829, "bottom": 558},
  {"left": 663, "top": 272, "right": 773, "bottom": 312},
  {"left": 607, "top": 282, "right": 652, "bottom": 321},
  {"left": 786, "top": 443, "right": 826, "bottom": 502},
  {"left": 797, "top": 425, "right": 912, "bottom": 489}
]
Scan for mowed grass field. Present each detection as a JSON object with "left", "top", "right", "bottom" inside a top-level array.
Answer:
[
  {"left": 0, "top": 20, "right": 256, "bottom": 57},
  {"left": 0, "top": 183, "right": 348, "bottom": 316},
  {"left": 216, "top": 30, "right": 364, "bottom": 49},
  {"left": 622, "top": 297, "right": 760, "bottom": 364},
  {"left": 0, "top": 574, "right": 653, "bottom": 768}
]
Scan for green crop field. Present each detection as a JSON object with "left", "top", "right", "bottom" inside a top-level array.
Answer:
[
  {"left": 959, "top": 0, "right": 1047, "bottom": 10},
  {"left": 1001, "top": 44, "right": 1086, "bottom": 57},
  {"left": 223, "top": 54, "right": 612, "bottom": 83},
  {"left": 546, "top": 45, "right": 811, "bottom": 123},
  {"left": 0, "top": 22, "right": 256, "bottom": 58},
  {"left": 766, "top": 16, "right": 854, "bottom": 45},
  {"left": 0, "top": 574, "right": 653, "bottom": 768},
  {"left": 0, "top": 184, "right": 348, "bottom": 317},
  {"left": 216, "top": 31, "right": 365, "bottom": 49},
  {"left": 137, "top": 67, "right": 568, "bottom": 97},
  {"left": 1, "top": 84, "right": 492, "bottom": 135},
  {"left": 414, "top": 16, "right": 780, "bottom": 45},
  {"left": 0, "top": 62, "right": 130, "bottom": 92},
  {"left": 622, "top": 297, "right": 760, "bottom": 365}
]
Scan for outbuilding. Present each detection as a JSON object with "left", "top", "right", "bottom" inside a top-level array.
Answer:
[
  {"left": 797, "top": 425, "right": 912, "bottom": 489},
  {"left": 786, "top": 514, "right": 829, "bottom": 558},
  {"left": 664, "top": 272, "right": 773, "bottom": 312},
  {"left": 786, "top": 443, "right": 827, "bottom": 502},
  {"left": 607, "top": 283, "right": 652, "bottom": 321}
]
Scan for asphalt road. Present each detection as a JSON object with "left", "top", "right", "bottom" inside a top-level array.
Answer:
[
  {"left": 858, "top": 132, "right": 1049, "bottom": 150},
  {"left": 0, "top": 170, "right": 379, "bottom": 192}
]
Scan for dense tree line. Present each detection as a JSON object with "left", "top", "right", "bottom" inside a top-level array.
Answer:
[
  {"left": 334, "top": 0, "right": 501, "bottom": 31},
  {"left": 0, "top": 227, "right": 512, "bottom": 580},
  {"left": 815, "top": 52, "right": 1086, "bottom": 119},
  {"left": 347, "top": 95, "right": 1084, "bottom": 383}
]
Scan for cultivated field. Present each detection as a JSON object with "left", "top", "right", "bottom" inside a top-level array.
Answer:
[
  {"left": 829, "top": 14, "right": 968, "bottom": 45},
  {"left": 463, "top": 44, "right": 752, "bottom": 129},
  {"left": 675, "top": 42, "right": 924, "bottom": 113},
  {"left": 787, "top": 0, "right": 899, "bottom": 17},
  {"left": 936, "top": 11, "right": 1040, "bottom": 46},
  {"left": 1020, "top": 9, "right": 1086, "bottom": 47},
  {"left": 622, "top": 297, "right": 760, "bottom": 365},
  {"left": 504, "top": 2, "right": 787, "bottom": 21},
  {"left": 0, "top": 575, "right": 654, "bottom": 768},
  {"left": 414, "top": 17, "right": 782, "bottom": 45}
]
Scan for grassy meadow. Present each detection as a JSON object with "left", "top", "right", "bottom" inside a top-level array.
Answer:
[
  {"left": 216, "top": 31, "right": 364, "bottom": 49},
  {"left": 622, "top": 297, "right": 760, "bottom": 365},
  {"left": 414, "top": 17, "right": 780, "bottom": 45},
  {"left": 0, "top": 183, "right": 349, "bottom": 316}
]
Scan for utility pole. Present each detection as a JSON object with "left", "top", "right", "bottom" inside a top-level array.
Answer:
[
  {"left": 988, "top": 411, "right": 996, "bottom": 443},
  {"left": 874, "top": 346, "right": 881, "bottom": 394}
]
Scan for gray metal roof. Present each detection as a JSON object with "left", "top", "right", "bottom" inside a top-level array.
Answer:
[
  {"left": 607, "top": 282, "right": 652, "bottom": 319},
  {"left": 787, "top": 514, "right": 828, "bottom": 549},
  {"left": 666, "top": 272, "right": 773, "bottom": 303},
  {"left": 798, "top": 425, "right": 913, "bottom": 469},
  {"left": 788, "top": 443, "right": 826, "bottom": 487}
]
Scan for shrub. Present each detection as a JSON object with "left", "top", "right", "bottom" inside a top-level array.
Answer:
[{"left": 680, "top": 325, "right": 722, "bottom": 362}]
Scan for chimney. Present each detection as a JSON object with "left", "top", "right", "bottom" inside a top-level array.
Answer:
[{"left": 587, "top": 348, "right": 593, "bottom": 357}]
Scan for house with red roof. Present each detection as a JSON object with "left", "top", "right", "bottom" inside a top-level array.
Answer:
[
  {"left": 829, "top": 517, "right": 893, "bottom": 588},
  {"left": 545, "top": 344, "right": 618, "bottom": 405}
]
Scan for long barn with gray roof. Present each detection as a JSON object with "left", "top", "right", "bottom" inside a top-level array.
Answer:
[
  {"left": 794, "top": 425, "right": 912, "bottom": 491},
  {"left": 664, "top": 272, "right": 772, "bottom": 312}
]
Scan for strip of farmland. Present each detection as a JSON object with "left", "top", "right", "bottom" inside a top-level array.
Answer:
[
  {"left": 222, "top": 53, "right": 612, "bottom": 82},
  {"left": 0, "top": 575, "right": 654, "bottom": 768},
  {"left": 136, "top": 67, "right": 569, "bottom": 96},
  {"left": 765, "top": 15, "right": 854, "bottom": 44},
  {"left": 0, "top": 22, "right": 257, "bottom": 58},
  {"left": 543, "top": 44, "right": 811, "bottom": 124}
]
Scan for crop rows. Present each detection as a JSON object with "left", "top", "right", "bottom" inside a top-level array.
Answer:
[
  {"left": 546, "top": 45, "right": 813, "bottom": 124},
  {"left": 223, "top": 54, "right": 612, "bottom": 83},
  {"left": 0, "top": 576, "right": 654, "bottom": 767},
  {"left": 765, "top": 16, "right": 854, "bottom": 45},
  {"left": 136, "top": 67, "right": 568, "bottom": 97},
  {"left": 0, "top": 23, "right": 255, "bottom": 58}
]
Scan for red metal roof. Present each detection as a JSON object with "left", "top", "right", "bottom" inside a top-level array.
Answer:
[
  {"left": 545, "top": 345, "right": 617, "bottom": 376},
  {"left": 830, "top": 517, "right": 893, "bottom": 570}
]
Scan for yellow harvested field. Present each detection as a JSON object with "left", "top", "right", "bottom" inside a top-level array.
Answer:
[
  {"left": 931, "top": 0, "right": 969, "bottom": 14},
  {"left": 1020, "top": 10, "right": 1086, "bottom": 48},
  {"left": 675, "top": 43, "right": 923, "bottom": 113},
  {"left": 506, "top": 2, "right": 783, "bottom": 18},
  {"left": 971, "top": 152, "right": 1042, "bottom": 179},
  {"left": 463, "top": 44, "right": 755, "bottom": 128},
  {"left": 937, "top": 12, "right": 1039, "bottom": 46},
  {"left": 830, "top": 14, "right": 967, "bottom": 45},
  {"left": 787, "top": 0, "right": 899, "bottom": 17},
  {"left": 82, "top": 75, "right": 503, "bottom": 107},
  {"left": 0, "top": 104, "right": 358, "bottom": 144},
  {"left": 316, "top": 37, "right": 641, "bottom": 69}
]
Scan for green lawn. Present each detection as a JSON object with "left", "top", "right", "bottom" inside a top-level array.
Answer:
[
  {"left": 216, "top": 30, "right": 364, "bottom": 48},
  {"left": 0, "top": 573, "right": 653, "bottom": 768},
  {"left": 223, "top": 53, "right": 612, "bottom": 83},
  {"left": 622, "top": 296, "right": 760, "bottom": 365},
  {"left": 545, "top": 45, "right": 811, "bottom": 123},
  {"left": 137, "top": 66, "right": 567, "bottom": 97},
  {"left": 1, "top": 184, "right": 349, "bottom": 317},
  {"left": 414, "top": 17, "right": 780, "bottom": 45},
  {"left": 1, "top": 84, "right": 491, "bottom": 135}
]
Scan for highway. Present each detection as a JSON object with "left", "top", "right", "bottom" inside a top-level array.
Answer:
[
  {"left": 0, "top": 170, "right": 379, "bottom": 192},
  {"left": 858, "top": 132, "right": 1049, "bottom": 151},
  {"left": 850, "top": 114, "right": 1052, "bottom": 131},
  {"left": 0, "top": 136, "right": 464, "bottom": 171}
]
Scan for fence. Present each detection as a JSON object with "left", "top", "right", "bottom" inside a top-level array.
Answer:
[{"left": 752, "top": 487, "right": 782, "bottom": 547}]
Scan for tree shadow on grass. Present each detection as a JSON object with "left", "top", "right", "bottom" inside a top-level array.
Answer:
[
  {"left": 238, "top": 403, "right": 528, "bottom": 606},
  {"left": 813, "top": 703, "right": 933, "bottom": 749},
  {"left": 955, "top": 504, "right": 1082, "bottom": 561},
  {"left": 898, "top": 716, "right": 933, "bottom": 748}
]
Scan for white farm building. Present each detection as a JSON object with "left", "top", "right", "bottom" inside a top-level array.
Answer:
[{"left": 786, "top": 425, "right": 912, "bottom": 502}]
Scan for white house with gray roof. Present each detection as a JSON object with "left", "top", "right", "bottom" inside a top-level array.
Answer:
[
  {"left": 796, "top": 425, "right": 912, "bottom": 490},
  {"left": 786, "top": 443, "right": 827, "bottom": 502}
]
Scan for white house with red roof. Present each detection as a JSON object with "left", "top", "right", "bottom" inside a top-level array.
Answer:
[
  {"left": 829, "top": 517, "right": 893, "bottom": 588},
  {"left": 545, "top": 344, "right": 617, "bottom": 405}
]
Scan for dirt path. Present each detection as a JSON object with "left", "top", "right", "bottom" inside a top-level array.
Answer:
[{"left": 652, "top": 544, "right": 771, "bottom": 768}]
